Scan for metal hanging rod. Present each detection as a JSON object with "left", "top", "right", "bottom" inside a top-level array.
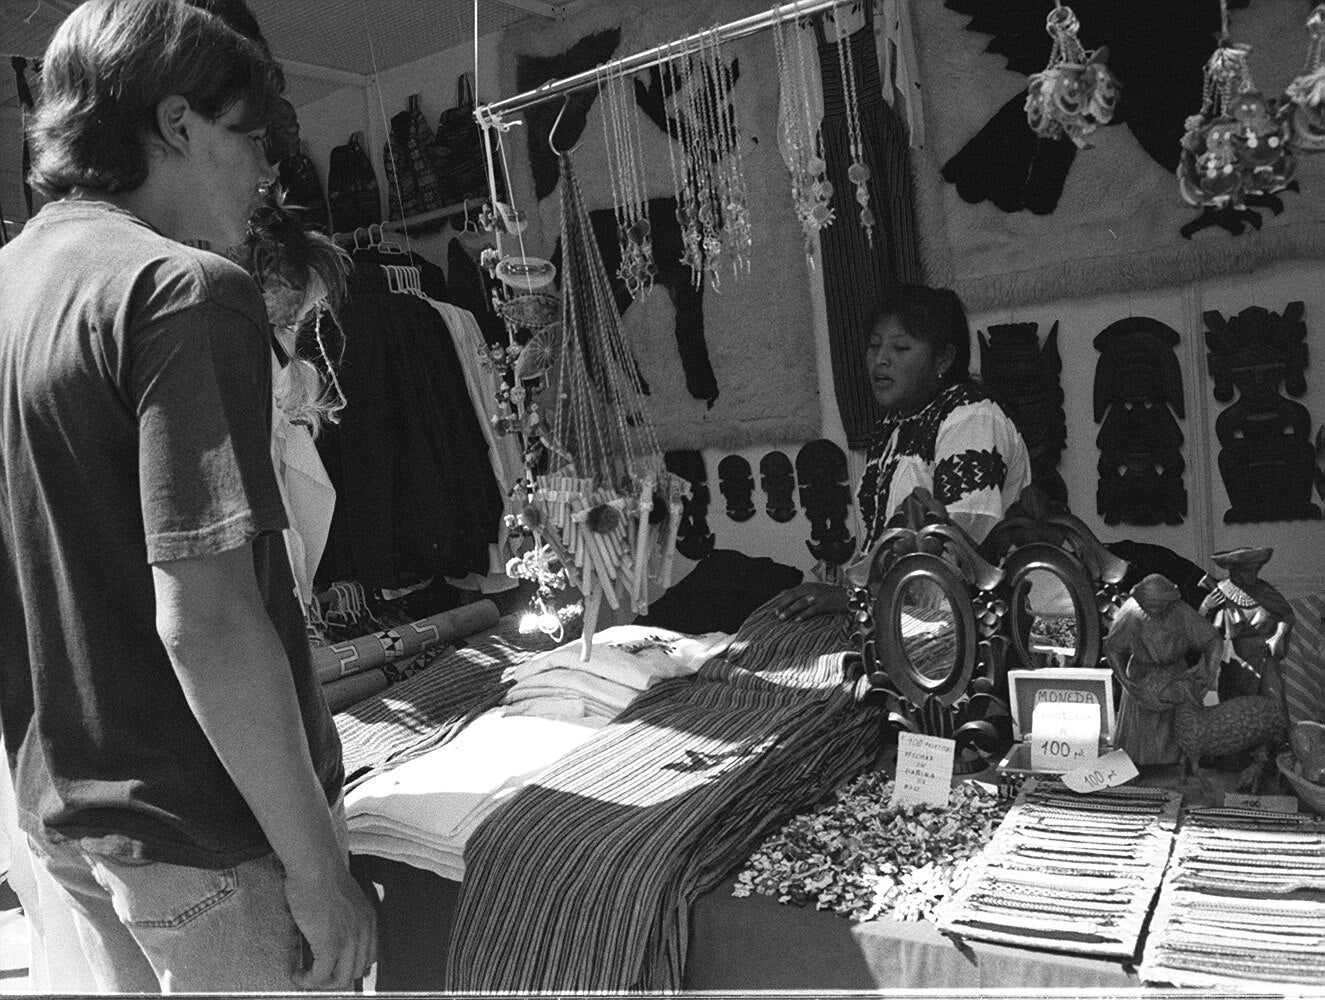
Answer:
[{"left": 475, "top": 0, "right": 850, "bottom": 122}]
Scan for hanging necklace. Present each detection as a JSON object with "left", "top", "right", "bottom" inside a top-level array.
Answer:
[
  {"left": 833, "top": 10, "right": 874, "bottom": 248},
  {"left": 660, "top": 40, "right": 703, "bottom": 283},
  {"left": 773, "top": 4, "right": 831, "bottom": 264},
  {"left": 712, "top": 27, "right": 752, "bottom": 278},
  {"left": 602, "top": 68, "right": 655, "bottom": 298}
]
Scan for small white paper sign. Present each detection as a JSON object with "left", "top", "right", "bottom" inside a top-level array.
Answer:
[
  {"left": 1223, "top": 793, "right": 1299, "bottom": 813},
  {"left": 1029, "top": 701, "right": 1100, "bottom": 771},
  {"left": 890, "top": 732, "right": 956, "bottom": 809},
  {"left": 1062, "top": 748, "right": 1139, "bottom": 793}
]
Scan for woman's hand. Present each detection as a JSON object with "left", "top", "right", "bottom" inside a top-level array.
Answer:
[{"left": 773, "top": 582, "right": 849, "bottom": 623}]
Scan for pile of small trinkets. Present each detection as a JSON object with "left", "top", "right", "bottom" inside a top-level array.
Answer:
[{"left": 732, "top": 770, "right": 1007, "bottom": 923}]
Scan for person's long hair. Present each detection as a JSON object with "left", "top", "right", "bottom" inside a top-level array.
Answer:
[{"left": 235, "top": 195, "right": 351, "bottom": 436}]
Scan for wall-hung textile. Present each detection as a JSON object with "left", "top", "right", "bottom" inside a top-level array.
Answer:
[
  {"left": 812, "top": 6, "right": 924, "bottom": 450},
  {"left": 911, "top": 1, "right": 1325, "bottom": 310},
  {"left": 497, "top": 0, "right": 819, "bottom": 450}
]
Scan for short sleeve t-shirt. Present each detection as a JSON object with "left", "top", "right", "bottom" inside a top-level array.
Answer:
[{"left": 0, "top": 200, "right": 342, "bottom": 867}]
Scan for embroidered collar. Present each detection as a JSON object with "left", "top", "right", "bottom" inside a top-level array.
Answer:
[{"left": 1216, "top": 578, "right": 1259, "bottom": 608}]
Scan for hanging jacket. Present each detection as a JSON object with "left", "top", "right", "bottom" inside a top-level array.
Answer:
[{"left": 314, "top": 262, "right": 503, "bottom": 591}]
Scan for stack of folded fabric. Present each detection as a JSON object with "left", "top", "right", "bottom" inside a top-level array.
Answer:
[
  {"left": 344, "top": 707, "right": 601, "bottom": 880},
  {"left": 501, "top": 626, "right": 733, "bottom": 727}
]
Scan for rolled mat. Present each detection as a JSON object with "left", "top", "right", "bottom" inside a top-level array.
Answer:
[
  {"left": 324, "top": 668, "right": 391, "bottom": 714},
  {"left": 314, "top": 600, "right": 500, "bottom": 684}
]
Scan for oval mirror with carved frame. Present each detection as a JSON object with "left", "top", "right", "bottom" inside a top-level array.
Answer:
[
  {"left": 1000, "top": 541, "right": 1103, "bottom": 673},
  {"left": 872, "top": 550, "right": 978, "bottom": 708}
]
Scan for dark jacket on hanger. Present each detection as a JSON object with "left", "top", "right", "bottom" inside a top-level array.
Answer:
[{"left": 315, "top": 263, "right": 503, "bottom": 590}]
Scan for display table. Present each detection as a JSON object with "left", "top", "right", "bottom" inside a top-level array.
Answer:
[{"left": 349, "top": 855, "right": 1138, "bottom": 991}]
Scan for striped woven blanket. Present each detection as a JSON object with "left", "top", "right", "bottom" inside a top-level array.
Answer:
[{"left": 444, "top": 600, "right": 882, "bottom": 990}]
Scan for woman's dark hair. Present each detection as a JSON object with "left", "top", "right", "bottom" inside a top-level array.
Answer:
[
  {"left": 866, "top": 284, "right": 972, "bottom": 387},
  {"left": 29, "top": 0, "right": 281, "bottom": 198}
]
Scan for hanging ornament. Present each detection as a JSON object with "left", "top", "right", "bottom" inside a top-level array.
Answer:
[
  {"left": 1284, "top": 4, "right": 1325, "bottom": 153},
  {"left": 772, "top": 2, "right": 834, "bottom": 264},
  {"left": 1177, "top": 9, "right": 1296, "bottom": 215},
  {"left": 1024, "top": 3, "right": 1119, "bottom": 149},
  {"left": 833, "top": 11, "right": 875, "bottom": 248}
]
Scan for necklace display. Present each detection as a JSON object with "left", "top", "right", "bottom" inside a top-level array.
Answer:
[
  {"left": 832, "top": 11, "right": 875, "bottom": 249},
  {"left": 773, "top": 2, "right": 834, "bottom": 264},
  {"left": 598, "top": 66, "right": 656, "bottom": 299},
  {"left": 658, "top": 33, "right": 752, "bottom": 290}
]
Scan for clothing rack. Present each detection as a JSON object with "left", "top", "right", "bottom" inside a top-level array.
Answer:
[
  {"left": 473, "top": 0, "right": 850, "bottom": 123},
  {"left": 330, "top": 200, "right": 482, "bottom": 248}
]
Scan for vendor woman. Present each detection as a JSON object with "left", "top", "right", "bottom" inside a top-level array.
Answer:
[{"left": 775, "top": 284, "right": 1030, "bottom": 622}]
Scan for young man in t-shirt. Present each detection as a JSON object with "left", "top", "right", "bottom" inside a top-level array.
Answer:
[{"left": 0, "top": 0, "right": 375, "bottom": 990}]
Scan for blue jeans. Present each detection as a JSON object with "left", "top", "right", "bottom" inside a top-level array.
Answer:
[{"left": 24, "top": 800, "right": 348, "bottom": 993}]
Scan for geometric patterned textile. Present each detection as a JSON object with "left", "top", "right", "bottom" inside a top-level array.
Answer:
[{"left": 1283, "top": 594, "right": 1325, "bottom": 727}]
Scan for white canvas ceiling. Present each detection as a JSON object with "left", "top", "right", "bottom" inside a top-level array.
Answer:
[{"left": 1, "top": 0, "right": 592, "bottom": 110}]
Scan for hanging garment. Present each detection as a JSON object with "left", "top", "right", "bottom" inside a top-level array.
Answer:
[
  {"left": 351, "top": 244, "right": 449, "bottom": 302},
  {"left": 384, "top": 94, "right": 447, "bottom": 221},
  {"left": 430, "top": 301, "right": 524, "bottom": 594},
  {"left": 315, "top": 263, "right": 503, "bottom": 591},
  {"left": 814, "top": 6, "right": 924, "bottom": 450},
  {"left": 271, "top": 353, "right": 337, "bottom": 611},
  {"left": 447, "top": 237, "right": 507, "bottom": 346},
  {"left": 327, "top": 132, "right": 382, "bottom": 233}
]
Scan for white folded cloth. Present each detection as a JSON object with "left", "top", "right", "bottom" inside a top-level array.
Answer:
[
  {"left": 345, "top": 708, "right": 600, "bottom": 880},
  {"left": 503, "top": 625, "right": 732, "bottom": 691}
]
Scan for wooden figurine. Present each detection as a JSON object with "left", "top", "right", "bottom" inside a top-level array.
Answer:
[
  {"left": 1198, "top": 547, "right": 1295, "bottom": 709},
  {"left": 1105, "top": 574, "right": 1222, "bottom": 767}
]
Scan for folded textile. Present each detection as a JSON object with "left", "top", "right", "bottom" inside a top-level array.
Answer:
[
  {"left": 501, "top": 695, "right": 610, "bottom": 728},
  {"left": 505, "top": 668, "right": 641, "bottom": 716},
  {"left": 445, "top": 599, "right": 880, "bottom": 991},
  {"left": 504, "top": 626, "right": 731, "bottom": 691},
  {"left": 334, "top": 615, "right": 566, "bottom": 791},
  {"left": 346, "top": 708, "right": 601, "bottom": 880},
  {"left": 314, "top": 599, "right": 500, "bottom": 683}
]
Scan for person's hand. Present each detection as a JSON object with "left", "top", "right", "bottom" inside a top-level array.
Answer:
[
  {"left": 773, "top": 582, "right": 848, "bottom": 623},
  {"left": 286, "top": 862, "right": 378, "bottom": 990}
]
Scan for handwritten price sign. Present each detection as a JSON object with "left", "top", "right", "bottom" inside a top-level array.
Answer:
[
  {"left": 1062, "top": 749, "right": 1139, "bottom": 793},
  {"left": 890, "top": 732, "right": 956, "bottom": 809},
  {"left": 1029, "top": 701, "right": 1100, "bottom": 772}
]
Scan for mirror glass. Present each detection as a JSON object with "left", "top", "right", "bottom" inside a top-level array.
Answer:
[
  {"left": 899, "top": 576, "right": 958, "bottom": 685},
  {"left": 1017, "top": 567, "right": 1078, "bottom": 666}
]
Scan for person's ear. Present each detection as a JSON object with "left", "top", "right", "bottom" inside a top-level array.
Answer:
[
  {"left": 155, "top": 95, "right": 193, "bottom": 155},
  {"left": 934, "top": 343, "right": 957, "bottom": 381}
]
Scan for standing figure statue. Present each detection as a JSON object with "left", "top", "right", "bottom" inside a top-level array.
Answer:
[
  {"left": 1105, "top": 574, "right": 1223, "bottom": 767},
  {"left": 1199, "top": 547, "right": 1295, "bottom": 710}
]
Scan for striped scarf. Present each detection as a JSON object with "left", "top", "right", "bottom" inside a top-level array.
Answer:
[{"left": 444, "top": 601, "right": 881, "bottom": 991}]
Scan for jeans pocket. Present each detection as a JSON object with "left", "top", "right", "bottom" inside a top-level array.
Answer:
[{"left": 87, "top": 855, "right": 238, "bottom": 929}]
